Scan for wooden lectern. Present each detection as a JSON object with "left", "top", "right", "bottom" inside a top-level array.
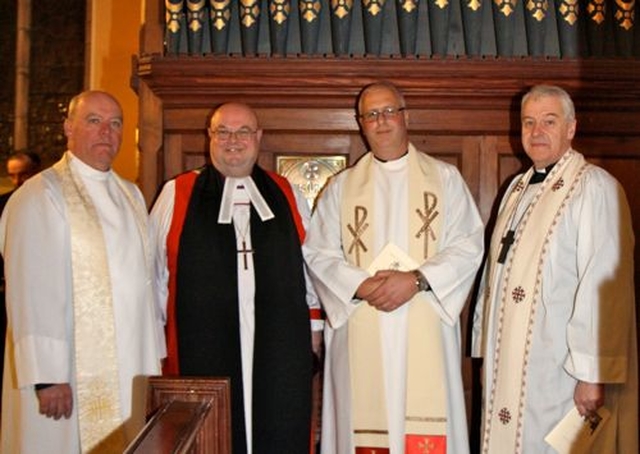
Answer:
[{"left": 124, "top": 376, "right": 231, "bottom": 454}]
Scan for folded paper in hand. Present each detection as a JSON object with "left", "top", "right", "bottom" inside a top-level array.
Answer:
[
  {"left": 544, "top": 406, "right": 610, "bottom": 454},
  {"left": 367, "top": 243, "right": 418, "bottom": 275}
]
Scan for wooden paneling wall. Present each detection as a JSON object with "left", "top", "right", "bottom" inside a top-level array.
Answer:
[
  {"left": 136, "top": 2, "right": 640, "bottom": 450},
  {"left": 134, "top": 56, "right": 640, "bottom": 224}
]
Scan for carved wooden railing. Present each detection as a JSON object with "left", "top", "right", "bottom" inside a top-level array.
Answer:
[{"left": 125, "top": 377, "right": 232, "bottom": 454}]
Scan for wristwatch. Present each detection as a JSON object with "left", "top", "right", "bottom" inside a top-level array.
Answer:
[{"left": 411, "top": 269, "right": 430, "bottom": 292}]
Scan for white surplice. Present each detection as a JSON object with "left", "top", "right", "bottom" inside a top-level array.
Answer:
[
  {"left": 303, "top": 150, "right": 484, "bottom": 454},
  {"left": 472, "top": 162, "right": 638, "bottom": 453},
  {"left": 0, "top": 152, "right": 163, "bottom": 453},
  {"left": 150, "top": 176, "right": 320, "bottom": 454}
]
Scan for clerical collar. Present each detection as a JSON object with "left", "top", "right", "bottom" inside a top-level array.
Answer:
[
  {"left": 68, "top": 151, "right": 112, "bottom": 181},
  {"left": 529, "top": 162, "right": 557, "bottom": 184},
  {"left": 218, "top": 176, "right": 275, "bottom": 223},
  {"left": 373, "top": 149, "right": 409, "bottom": 163}
]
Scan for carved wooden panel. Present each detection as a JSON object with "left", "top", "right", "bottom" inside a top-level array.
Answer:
[
  {"left": 131, "top": 376, "right": 232, "bottom": 454},
  {"left": 124, "top": 400, "right": 210, "bottom": 453}
]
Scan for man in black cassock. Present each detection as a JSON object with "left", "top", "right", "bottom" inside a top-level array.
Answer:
[{"left": 150, "top": 102, "right": 322, "bottom": 454}]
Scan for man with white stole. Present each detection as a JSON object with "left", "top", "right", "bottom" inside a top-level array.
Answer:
[
  {"left": 0, "top": 90, "right": 163, "bottom": 453},
  {"left": 472, "top": 85, "right": 638, "bottom": 453},
  {"left": 304, "top": 81, "right": 484, "bottom": 453}
]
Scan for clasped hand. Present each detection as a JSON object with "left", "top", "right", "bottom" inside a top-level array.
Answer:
[{"left": 356, "top": 270, "right": 418, "bottom": 312}]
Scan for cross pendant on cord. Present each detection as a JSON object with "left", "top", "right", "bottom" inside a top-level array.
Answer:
[
  {"left": 497, "top": 230, "right": 515, "bottom": 264},
  {"left": 237, "top": 240, "right": 254, "bottom": 270}
]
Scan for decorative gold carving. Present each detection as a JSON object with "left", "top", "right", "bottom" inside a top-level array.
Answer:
[
  {"left": 493, "top": 0, "right": 517, "bottom": 17},
  {"left": 434, "top": 0, "right": 449, "bottom": 9},
  {"left": 300, "top": 0, "right": 322, "bottom": 23},
  {"left": 209, "top": 1, "right": 231, "bottom": 31},
  {"left": 525, "top": 0, "right": 548, "bottom": 21},
  {"left": 399, "top": 0, "right": 419, "bottom": 12},
  {"left": 165, "top": 0, "right": 184, "bottom": 34},
  {"left": 587, "top": 0, "right": 606, "bottom": 24},
  {"left": 187, "top": 0, "right": 206, "bottom": 32},
  {"left": 240, "top": 0, "right": 261, "bottom": 28},
  {"left": 331, "top": 0, "right": 354, "bottom": 19},
  {"left": 466, "top": 0, "right": 482, "bottom": 11},
  {"left": 276, "top": 155, "right": 346, "bottom": 209},
  {"left": 614, "top": 0, "right": 635, "bottom": 31},
  {"left": 187, "top": 0, "right": 206, "bottom": 10},
  {"left": 363, "top": 0, "right": 386, "bottom": 16},
  {"left": 558, "top": 0, "right": 579, "bottom": 25},
  {"left": 269, "top": 0, "right": 291, "bottom": 25}
]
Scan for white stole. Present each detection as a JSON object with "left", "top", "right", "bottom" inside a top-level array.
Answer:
[
  {"left": 481, "top": 150, "right": 588, "bottom": 453},
  {"left": 53, "top": 153, "right": 148, "bottom": 452},
  {"left": 340, "top": 146, "right": 448, "bottom": 450}
]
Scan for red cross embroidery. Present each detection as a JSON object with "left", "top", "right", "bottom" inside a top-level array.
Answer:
[
  {"left": 512, "top": 285, "right": 526, "bottom": 303},
  {"left": 552, "top": 178, "right": 564, "bottom": 191},
  {"left": 498, "top": 407, "right": 512, "bottom": 424}
]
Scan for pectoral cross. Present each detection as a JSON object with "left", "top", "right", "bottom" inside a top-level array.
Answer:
[
  {"left": 497, "top": 230, "right": 515, "bottom": 264},
  {"left": 237, "top": 240, "right": 254, "bottom": 270}
]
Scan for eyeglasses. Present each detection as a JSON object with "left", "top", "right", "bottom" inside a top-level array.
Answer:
[
  {"left": 359, "top": 107, "right": 406, "bottom": 123},
  {"left": 210, "top": 128, "right": 257, "bottom": 141}
]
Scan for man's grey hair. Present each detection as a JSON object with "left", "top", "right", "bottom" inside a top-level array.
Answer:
[
  {"left": 522, "top": 85, "right": 575, "bottom": 121},
  {"left": 357, "top": 81, "right": 407, "bottom": 116}
]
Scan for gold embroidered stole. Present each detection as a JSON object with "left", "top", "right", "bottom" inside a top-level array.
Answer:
[
  {"left": 341, "top": 147, "right": 447, "bottom": 450},
  {"left": 53, "top": 153, "right": 148, "bottom": 452},
  {"left": 482, "top": 150, "right": 588, "bottom": 453}
]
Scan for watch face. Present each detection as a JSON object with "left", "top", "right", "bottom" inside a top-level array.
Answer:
[{"left": 413, "top": 270, "right": 428, "bottom": 292}]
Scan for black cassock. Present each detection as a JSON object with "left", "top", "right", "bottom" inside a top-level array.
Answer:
[{"left": 172, "top": 165, "right": 312, "bottom": 454}]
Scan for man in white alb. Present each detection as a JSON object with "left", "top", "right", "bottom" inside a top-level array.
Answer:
[
  {"left": 303, "top": 81, "right": 484, "bottom": 454},
  {"left": 150, "top": 102, "right": 322, "bottom": 454},
  {"left": 0, "top": 90, "right": 163, "bottom": 453},
  {"left": 472, "top": 84, "right": 638, "bottom": 453}
]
